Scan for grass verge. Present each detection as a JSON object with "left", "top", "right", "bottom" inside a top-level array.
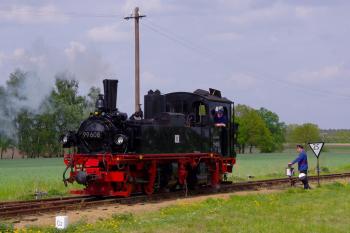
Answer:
[{"left": 6, "top": 182, "right": 350, "bottom": 233}]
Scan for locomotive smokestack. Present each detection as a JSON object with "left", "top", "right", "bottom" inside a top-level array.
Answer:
[{"left": 103, "top": 79, "right": 118, "bottom": 112}]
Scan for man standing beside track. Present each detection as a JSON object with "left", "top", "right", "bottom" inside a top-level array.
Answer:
[{"left": 288, "top": 145, "right": 311, "bottom": 189}]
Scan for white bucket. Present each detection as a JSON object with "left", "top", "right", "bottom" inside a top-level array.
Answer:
[
  {"left": 286, "top": 167, "right": 294, "bottom": 177},
  {"left": 56, "top": 216, "right": 69, "bottom": 229}
]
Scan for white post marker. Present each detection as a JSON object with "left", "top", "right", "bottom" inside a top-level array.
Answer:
[
  {"left": 308, "top": 142, "right": 325, "bottom": 187},
  {"left": 55, "top": 216, "right": 69, "bottom": 230}
]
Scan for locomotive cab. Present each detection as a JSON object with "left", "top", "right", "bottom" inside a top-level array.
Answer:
[{"left": 143, "top": 88, "right": 236, "bottom": 157}]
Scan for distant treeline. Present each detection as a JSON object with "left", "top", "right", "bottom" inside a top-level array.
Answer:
[
  {"left": 321, "top": 129, "right": 350, "bottom": 143},
  {"left": 0, "top": 69, "right": 347, "bottom": 158}
]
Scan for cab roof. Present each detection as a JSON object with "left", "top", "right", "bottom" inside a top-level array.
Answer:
[{"left": 165, "top": 89, "right": 233, "bottom": 104}]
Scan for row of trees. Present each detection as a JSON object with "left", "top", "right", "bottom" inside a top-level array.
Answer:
[
  {"left": 0, "top": 69, "right": 100, "bottom": 158},
  {"left": 235, "top": 105, "right": 286, "bottom": 153},
  {"left": 285, "top": 123, "right": 321, "bottom": 146},
  {"left": 235, "top": 105, "right": 322, "bottom": 153}
]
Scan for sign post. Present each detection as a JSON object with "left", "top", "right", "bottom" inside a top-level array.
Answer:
[{"left": 308, "top": 142, "right": 325, "bottom": 187}]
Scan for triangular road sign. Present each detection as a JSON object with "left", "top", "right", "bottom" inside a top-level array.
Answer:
[{"left": 308, "top": 142, "right": 325, "bottom": 158}]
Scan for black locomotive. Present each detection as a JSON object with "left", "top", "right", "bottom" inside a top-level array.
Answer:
[
  {"left": 62, "top": 79, "right": 236, "bottom": 157},
  {"left": 62, "top": 79, "right": 237, "bottom": 197}
]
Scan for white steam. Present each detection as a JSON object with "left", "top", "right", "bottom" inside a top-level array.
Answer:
[{"left": 0, "top": 40, "right": 111, "bottom": 139}]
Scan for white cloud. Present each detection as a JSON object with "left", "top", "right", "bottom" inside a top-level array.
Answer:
[
  {"left": 228, "top": 4, "right": 288, "bottom": 25},
  {"left": 225, "top": 73, "right": 257, "bottom": 90},
  {"left": 142, "top": 71, "right": 170, "bottom": 86},
  {"left": 13, "top": 48, "right": 25, "bottom": 58},
  {"left": 0, "top": 5, "right": 68, "bottom": 24},
  {"left": 227, "top": 2, "right": 318, "bottom": 25},
  {"left": 64, "top": 41, "right": 87, "bottom": 60},
  {"left": 0, "top": 48, "right": 46, "bottom": 68},
  {"left": 0, "top": 52, "right": 6, "bottom": 66},
  {"left": 288, "top": 64, "right": 350, "bottom": 84},
  {"left": 295, "top": 6, "right": 314, "bottom": 19},
  {"left": 62, "top": 41, "right": 111, "bottom": 83},
  {"left": 87, "top": 24, "right": 129, "bottom": 42},
  {"left": 0, "top": 41, "right": 111, "bottom": 87},
  {"left": 218, "top": 0, "right": 256, "bottom": 11},
  {"left": 207, "top": 32, "right": 242, "bottom": 41}
]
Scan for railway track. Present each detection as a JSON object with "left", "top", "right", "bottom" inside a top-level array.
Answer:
[
  {"left": 0, "top": 195, "right": 90, "bottom": 208},
  {"left": 1, "top": 172, "right": 350, "bottom": 220}
]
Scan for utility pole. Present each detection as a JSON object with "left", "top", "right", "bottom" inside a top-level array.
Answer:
[{"left": 124, "top": 7, "right": 146, "bottom": 113}]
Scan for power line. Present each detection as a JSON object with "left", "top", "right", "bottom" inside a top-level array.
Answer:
[
  {"left": 1, "top": 8, "right": 349, "bottom": 100},
  {"left": 257, "top": 72, "right": 350, "bottom": 100},
  {"left": 0, "top": 9, "right": 123, "bottom": 19},
  {"left": 143, "top": 22, "right": 214, "bottom": 58},
  {"left": 144, "top": 18, "right": 218, "bottom": 56},
  {"left": 142, "top": 20, "right": 350, "bottom": 100}
]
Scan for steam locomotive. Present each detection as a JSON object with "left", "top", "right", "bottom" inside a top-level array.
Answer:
[{"left": 62, "top": 79, "right": 236, "bottom": 197}]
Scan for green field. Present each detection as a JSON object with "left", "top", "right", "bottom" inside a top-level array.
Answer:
[
  {"left": 7, "top": 182, "right": 350, "bottom": 233},
  {"left": 232, "top": 146, "right": 350, "bottom": 181},
  {"left": 0, "top": 145, "right": 349, "bottom": 201},
  {"left": 0, "top": 158, "right": 82, "bottom": 201}
]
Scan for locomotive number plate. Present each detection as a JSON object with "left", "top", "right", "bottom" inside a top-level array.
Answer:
[{"left": 82, "top": 131, "right": 102, "bottom": 139}]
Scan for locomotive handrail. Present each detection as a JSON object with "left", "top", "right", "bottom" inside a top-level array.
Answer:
[
  {"left": 62, "top": 164, "right": 70, "bottom": 187},
  {"left": 63, "top": 159, "right": 74, "bottom": 187}
]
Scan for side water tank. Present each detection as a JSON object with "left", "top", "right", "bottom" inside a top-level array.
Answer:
[{"left": 144, "top": 90, "right": 166, "bottom": 119}]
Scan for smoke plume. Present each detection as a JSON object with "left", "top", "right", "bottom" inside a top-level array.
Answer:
[{"left": 0, "top": 40, "right": 111, "bottom": 139}]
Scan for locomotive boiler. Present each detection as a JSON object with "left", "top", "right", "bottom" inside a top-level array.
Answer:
[{"left": 62, "top": 79, "right": 236, "bottom": 197}]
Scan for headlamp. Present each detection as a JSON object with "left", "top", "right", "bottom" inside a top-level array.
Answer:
[
  {"left": 114, "top": 135, "right": 127, "bottom": 146},
  {"left": 62, "top": 135, "right": 68, "bottom": 144},
  {"left": 116, "top": 136, "right": 124, "bottom": 145}
]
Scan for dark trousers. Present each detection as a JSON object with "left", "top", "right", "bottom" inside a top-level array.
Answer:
[{"left": 300, "top": 170, "right": 311, "bottom": 189}]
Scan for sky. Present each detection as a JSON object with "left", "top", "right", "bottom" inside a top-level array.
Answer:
[{"left": 0, "top": 0, "right": 349, "bottom": 129}]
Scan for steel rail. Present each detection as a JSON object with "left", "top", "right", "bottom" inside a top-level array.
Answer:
[{"left": 0, "top": 195, "right": 91, "bottom": 208}]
